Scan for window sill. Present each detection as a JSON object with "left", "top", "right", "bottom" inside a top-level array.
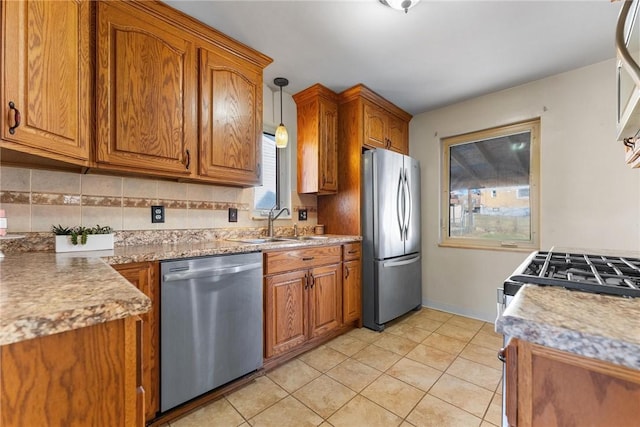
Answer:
[{"left": 438, "top": 242, "right": 538, "bottom": 253}]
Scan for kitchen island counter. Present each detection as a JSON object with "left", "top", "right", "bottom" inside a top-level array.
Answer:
[
  {"left": 496, "top": 284, "right": 640, "bottom": 370},
  {"left": 0, "top": 252, "right": 151, "bottom": 346}
]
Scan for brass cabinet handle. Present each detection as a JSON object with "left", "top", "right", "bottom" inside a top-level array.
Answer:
[
  {"left": 304, "top": 273, "right": 308, "bottom": 289},
  {"left": 498, "top": 347, "right": 507, "bottom": 363},
  {"left": 309, "top": 274, "right": 315, "bottom": 288},
  {"left": 302, "top": 257, "right": 314, "bottom": 261},
  {"left": 185, "top": 149, "right": 191, "bottom": 170},
  {"left": 8, "top": 102, "right": 20, "bottom": 134},
  {"left": 345, "top": 266, "right": 350, "bottom": 279}
]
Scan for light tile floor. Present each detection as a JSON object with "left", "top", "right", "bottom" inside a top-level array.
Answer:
[{"left": 167, "top": 308, "right": 504, "bottom": 427}]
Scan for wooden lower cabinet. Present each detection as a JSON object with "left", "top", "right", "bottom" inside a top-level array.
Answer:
[
  {"left": 114, "top": 261, "right": 159, "bottom": 423},
  {"left": 0, "top": 316, "right": 143, "bottom": 427},
  {"left": 505, "top": 338, "right": 640, "bottom": 427},
  {"left": 342, "top": 243, "right": 362, "bottom": 325},
  {"left": 263, "top": 245, "right": 344, "bottom": 360}
]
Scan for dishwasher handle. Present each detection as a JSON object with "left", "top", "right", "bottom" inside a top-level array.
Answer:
[{"left": 163, "top": 262, "right": 262, "bottom": 282}]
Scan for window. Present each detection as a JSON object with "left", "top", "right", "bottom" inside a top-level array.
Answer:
[
  {"left": 441, "top": 119, "right": 540, "bottom": 250},
  {"left": 253, "top": 132, "right": 291, "bottom": 218}
]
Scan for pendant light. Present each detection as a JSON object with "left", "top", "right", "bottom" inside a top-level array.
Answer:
[
  {"left": 379, "top": 0, "right": 420, "bottom": 13},
  {"left": 274, "top": 77, "right": 289, "bottom": 149}
]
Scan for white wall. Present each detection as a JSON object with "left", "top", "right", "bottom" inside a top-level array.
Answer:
[{"left": 410, "top": 58, "right": 640, "bottom": 321}]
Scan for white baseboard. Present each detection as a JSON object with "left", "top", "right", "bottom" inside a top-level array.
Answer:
[{"left": 421, "top": 298, "right": 497, "bottom": 324}]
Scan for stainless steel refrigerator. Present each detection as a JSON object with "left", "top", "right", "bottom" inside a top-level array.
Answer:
[{"left": 362, "top": 148, "right": 422, "bottom": 331}]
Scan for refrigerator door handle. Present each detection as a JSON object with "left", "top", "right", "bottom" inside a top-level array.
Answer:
[
  {"left": 404, "top": 167, "right": 411, "bottom": 240},
  {"left": 382, "top": 255, "right": 421, "bottom": 268},
  {"left": 396, "top": 168, "right": 405, "bottom": 240}
]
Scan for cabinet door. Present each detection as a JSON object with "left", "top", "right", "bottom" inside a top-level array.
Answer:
[
  {"left": 264, "top": 270, "right": 309, "bottom": 358},
  {"left": 96, "top": 1, "right": 196, "bottom": 176},
  {"left": 199, "top": 45, "right": 262, "bottom": 186},
  {"left": 114, "top": 262, "right": 159, "bottom": 422},
  {"left": 342, "top": 259, "right": 361, "bottom": 324},
  {"left": 363, "top": 103, "right": 387, "bottom": 149},
  {"left": 387, "top": 114, "right": 408, "bottom": 154},
  {"left": 1, "top": 0, "right": 90, "bottom": 163},
  {"left": 319, "top": 97, "right": 339, "bottom": 193},
  {"left": 515, "top": 340, "right": 640, "bottom": 427},
  {"left": 309, "top": 264, "right": 342, "bottom": 338}
]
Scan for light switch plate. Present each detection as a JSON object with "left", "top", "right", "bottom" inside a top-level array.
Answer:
[{"left": 228, "top": 207, "right": 238, "bottom": 222}]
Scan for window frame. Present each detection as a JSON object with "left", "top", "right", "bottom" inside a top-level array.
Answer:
[
  {"left": 440, "top": 119, "right": 540, "bottom": 251},
  {"left": 252, "top": 127, "right": 291, "bottom": 219}
]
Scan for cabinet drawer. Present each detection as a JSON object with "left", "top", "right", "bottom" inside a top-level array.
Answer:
[
  {"left": 265, "top": 245, "right": 341, "bottom": 275},
  {"left": 343, "top": 243, "right": 361, "bottom": 261}
]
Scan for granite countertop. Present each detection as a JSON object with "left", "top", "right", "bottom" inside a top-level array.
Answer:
[
  {"left": 0, "top": 252, "right": 151, "bottom": 346},
  {"left": 496, "top": 284, "right": 640, "bottom": 370},
  {"left": 103, "top": 234, "right": 362, "bottom": 265},
  {"left": 0, "top": 235, "right": 361, "bottom": 346}
]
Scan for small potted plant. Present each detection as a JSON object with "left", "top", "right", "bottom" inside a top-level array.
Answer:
[{"left": 52, "top": 224, "right": 114, "bottom": 253}]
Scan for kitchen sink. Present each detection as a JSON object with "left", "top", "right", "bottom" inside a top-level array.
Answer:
[
  {"left": 227, "top": 236, "right": 329, "bottom": 244},
  {"left": 226, "top": 237, "right": 290, "bottom": 244}
]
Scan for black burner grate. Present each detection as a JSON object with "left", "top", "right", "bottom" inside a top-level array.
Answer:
[{"left": 508, "top": 251, "right": 640, "bottom": 298}]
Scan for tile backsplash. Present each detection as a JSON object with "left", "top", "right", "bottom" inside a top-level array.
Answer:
[{"left": 0, "top": 166, "right": 317, "bottom": 233}]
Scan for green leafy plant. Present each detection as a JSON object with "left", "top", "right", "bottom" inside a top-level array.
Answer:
[{"left": 51, "top": 224, "right": 113, "bottom": 246}]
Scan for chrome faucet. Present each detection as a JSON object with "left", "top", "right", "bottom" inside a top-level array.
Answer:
[{"left": 267, "top": 205, "right": 290, "bottom": 237}]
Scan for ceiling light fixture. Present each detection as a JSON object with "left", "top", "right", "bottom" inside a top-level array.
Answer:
[
  {"left": 274, "top": 77, "right": 289, "bottom": 149},
  {"left": 379, "top": 0, "right": 420, "bottom": 13}
]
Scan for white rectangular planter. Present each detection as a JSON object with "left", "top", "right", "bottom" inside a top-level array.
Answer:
[{"left": 55, "top": 234, "right": 114, "bottom": 253}]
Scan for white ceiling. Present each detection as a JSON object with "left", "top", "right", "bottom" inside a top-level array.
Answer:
[{"left": 163, "top": 0, "right": 622, "bottom": 116}]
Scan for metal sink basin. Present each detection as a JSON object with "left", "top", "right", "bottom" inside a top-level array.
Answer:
[
  {"left": 281, "top": 235, "right": 329, "bottom": 241},
  {"left": 226, "top": 237, "right": 290, "bottom": 244}
]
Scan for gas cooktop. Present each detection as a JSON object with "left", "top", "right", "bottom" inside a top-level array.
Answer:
[{"left": 505, "top": 250, "right": 640, "bottom": 298}]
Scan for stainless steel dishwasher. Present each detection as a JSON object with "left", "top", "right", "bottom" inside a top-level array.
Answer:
[{"left": 160, "top": 252, "right": 263, "bottom": 412}]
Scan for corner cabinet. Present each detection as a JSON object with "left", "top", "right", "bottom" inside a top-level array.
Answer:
[
  {"left": 1, "top": 0, "right": 91, "bottom": 165},
  {"left": 113, "top": 262, "right": 159, "bottom": 423},
  {"left": 503, "top": 338, "right": 640, "bottom": 427},
  {"left": 293, "top": 84, "right": 339, "bottom": 194},
  {"left": 263, "top": 245, "right": 343, "bottom": 360},
  {"left": 198, "top": 43, "right": 264, "bottom": 186},
  {"left": 96, "top": 1, "right": 196, "bottom": 177},
  {"left": 617, "top": 0, "right": 640, "bottom": 167}
]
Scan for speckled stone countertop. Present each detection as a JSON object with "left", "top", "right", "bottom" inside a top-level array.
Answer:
[
  {"left": 496, "top": 284, "right": 640, "bottom": 370},
  {"left": 0, "top": 252, "right": 151, "bottom": 346},
  {"left": 103, "top": 235, "right": 362, "bottom": 265},
  {"left": 0, "top": 235, "right": 360, "bottom": 346}
]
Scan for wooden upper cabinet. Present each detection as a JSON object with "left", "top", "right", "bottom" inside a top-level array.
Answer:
[
  {"left": 342, "top": 84, "right": 412, "bottom": 155},
  {"left": 293, "top": 84, "right": 339, "bottom": 194},
  {"left": 96, "top": 1, "right": 196, "bottom": 177},
  {"left": 387, "top": 113, "right": 408, "bottom": 154},
  {"left": 1, "top": 0, "right": 91, "bottom": 164},
  {"left": 363, "top": 103, "right": 387, "bottom": 149},
  {"left": 198, "top": 45, "right": 263, "bottom": 186}
]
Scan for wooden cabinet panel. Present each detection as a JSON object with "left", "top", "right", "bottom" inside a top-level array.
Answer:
[
  {"left": 1, "top": 0, "right": 91, "bottom": 164},
  {"left": 309, "top": 264, "right": 342, "bottom": 338},
  {"left": 1, "top": 317, "right": 141, "bottom": 427},
  {"left": 509, "top": 339, "right": 640, "bottom": 427},
  {"left": 294, "top": 84, "right": 339, "bottom": 194},
  {"left": 96, "top": 1, "right": 196, "bottom": 176},
  {"left": 114, "top": 262, "right": 159, "bottom": 423},
  {"left": 387, "top": 114, "right": 408, "bottom": 154},
  {"left": 264, "top": 270, "right": 308, "bottom": 358},
  {"left": 342, "top": 259, "right": 361, "bottom": 324},
  {"left": 199, "top": 45, "right": 263, "bottom": 186},
  {"left": 363, "top": 103, "right": 387, "bottom": 149},
  {"left": 264, "top": 245, "right": 342, "bottom": 275}
]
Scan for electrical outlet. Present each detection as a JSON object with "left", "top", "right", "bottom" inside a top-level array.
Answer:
[
  {"left": 228, "top": 207, "right": 238, "bottom": 222},
  {"left": 298, "top": 209, "right": 308, "bottom": 221},
  {"left": 151, "top": 205, "right": 165, "bottom": 223}
]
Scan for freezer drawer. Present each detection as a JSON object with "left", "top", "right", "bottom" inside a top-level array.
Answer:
[{"left": 375, "top": 253, "right": 422, "bottom": 325}]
